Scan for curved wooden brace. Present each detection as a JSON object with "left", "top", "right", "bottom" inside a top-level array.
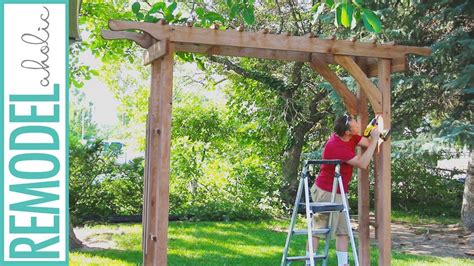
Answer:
[
  {"left": 310, "top": 54, "right": 357, "bottom": 115},
  {"left": 101, "top": 29, "right": 154, "bottom": 48},
  {"left": 334, "top": 55, "right": 383, "bottom": 113}
]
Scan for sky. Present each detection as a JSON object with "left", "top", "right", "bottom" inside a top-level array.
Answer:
[{"left": 75, "top": 49, "right": 120, "bottom": 126}]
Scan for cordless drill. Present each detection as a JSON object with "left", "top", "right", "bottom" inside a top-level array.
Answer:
[{"left": 363, "top": 116, "right": 391, "bottom": 141}]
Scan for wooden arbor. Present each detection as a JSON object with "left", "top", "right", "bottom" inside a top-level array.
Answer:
[{"left": 101, "top": 20, "right": 431, "bottom": 266}]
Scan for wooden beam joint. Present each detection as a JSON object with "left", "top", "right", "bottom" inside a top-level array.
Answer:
[
  {"left": 334, "top": 55, "right": 383, "bottom": 113},
  {"left": 144, "top": 40, "right": 169, "bottom": 65}
]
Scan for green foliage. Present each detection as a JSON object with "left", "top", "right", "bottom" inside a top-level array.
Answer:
[
  {"left": 311, "top": 0, "right": 382, "bottom": 33},
  {"left": 131, "top": 1, "right": 185, "bottom": 23},
  {"left": 100, "top": 158, "right": 144, "bottom": 215},
  {"left": 347, "top": 144, "right": 464, "bottom": 217},
  {"left": 168, "top": 93, "right": 284, "bottom": 220},
  {"left": 390, "top": 149, "right": 463, "bottom": 217},
  {"left": 69, "top": 139, "right": 119, "bottom": 225},
  {"left": 382, "top": 1, "right": 473, "bottom": 147}
]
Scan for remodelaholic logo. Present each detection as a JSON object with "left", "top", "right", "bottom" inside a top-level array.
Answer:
[{"left": 2, "top": 1, "right": 68, "bottom": 265}]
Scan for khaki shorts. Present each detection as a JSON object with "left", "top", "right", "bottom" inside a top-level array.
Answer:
[{"left": 310, "top": 184, "right": 349, "bottom": 236}]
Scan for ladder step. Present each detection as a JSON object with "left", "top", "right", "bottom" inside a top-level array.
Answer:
[
  {"left": 286, "top": 254, "right": 327, "bottom": 261},
  {"left": 300, "top": 202, "right": 344, "bottom": 213},
  {"left": 293, "top": 229, "right": 330, "bottom": 235}
]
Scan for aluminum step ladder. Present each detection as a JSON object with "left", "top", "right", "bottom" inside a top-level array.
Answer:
[{"left": 281, "top": 159, "right": 359, "bottom": 266}]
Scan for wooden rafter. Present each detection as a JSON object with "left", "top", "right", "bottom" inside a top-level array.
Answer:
[
  {"left": 102, "top": 29, "right": 154, "bottom": 48},
  {"left": 309, "top": 55, "right": 357, "bottom": 115},
  {"left": 107, "top": 20, "right": 431, "bottom": 59},
  {"left": 334, "top": 55, "right": 383, "bottom": 113}
]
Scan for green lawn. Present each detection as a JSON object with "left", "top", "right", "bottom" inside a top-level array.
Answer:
[{"left": 71, "top": 220, "right": 474, "bottom": 266}]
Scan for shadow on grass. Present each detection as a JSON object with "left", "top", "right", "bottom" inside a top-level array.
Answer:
[{"left": 72, "top": 248, "right": 142, "bottom": 265}]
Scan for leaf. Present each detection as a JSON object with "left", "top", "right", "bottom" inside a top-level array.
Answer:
[
  {"left": 163, "top": 10, "right": 174, "bottom": 22},
  {"left": 310, "top": 3, "right": 321, "bottom": 13},
  {"left": 73, "top": 79, "right": 84, "bottom": 88},
  {"left": 241, "top": 7, "right": 255, "bottom": 25},
  {"left": 197, "top": 59, "right": 205, "bottom": 70},
  {"left": 361, "top": 9, "right": 381, "bottom": 33},
  {"left": 135, "top": 12, "right": 144, "bottom": 21},
  {"left": 144, "top": 14, "right": 159, "bottom": 23},
  {"left": 353, "top": 0, "right": 364, "bottom": 7},
  {"left": 351, "top": 9, "right": 360, "bottom": 29},
  {"left": 90, "top": 69, "right": 99, "bottom": 76},
  {"left": 149, "top": 2, "right": 165, "bottom": 14},
  {"left": 167, "top": 2, "right": 177, "bottom": 14},
  {"left": 335, "top": 4, "right": 342, "bottom": 27},
  {"left": 340, "top": 3, "right": 354, "bottom": 28},
  {"left": 195, "top": 7, "right": 205, "bottom": 18},
  {"left": 326, "top": 0, "right": 335, "bottom": 9},
  {"left": 230, "top": 5, "right": 240, "bottom": 19},
  {"left": 131, "top": 2, "right": 140, "bottom": 14},
  {"left": 204, "top": 12, "right": 225, "bottom": 23},
  {"left": 225, "top": 0, "right": 233, "bottom": 8}
]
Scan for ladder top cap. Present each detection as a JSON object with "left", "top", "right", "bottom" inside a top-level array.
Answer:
[{"left": 305, "top": 159, "right": 342, "bottom": 165}]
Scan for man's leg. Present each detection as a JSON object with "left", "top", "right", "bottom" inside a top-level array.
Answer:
[
  {"left": 336, "top": 234, "right": 348, "bottom": 251},
  {"left": 336, "top": 234, "right": 349, "bottom": 266},
  {"left": 306, "top": 236, "right": 319, "bottom": 266},
  {"left": 306, "top": 236, "right": 319, "bottom": 252}
]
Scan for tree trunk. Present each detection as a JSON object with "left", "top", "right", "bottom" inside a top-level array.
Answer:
[
  {"left": 69, "top": 224, "right": 84, "bottom": 250},
  {"left": 461, "top": 149, "right": 474, "bottom": 231},
  {"left": 280, "top": 128, "right": 307, "bottom": 205}
]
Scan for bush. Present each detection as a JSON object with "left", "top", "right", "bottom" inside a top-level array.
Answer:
[
  {"left": 70, "top": 138, "right": 145, "bottom": 225},
  {"left": 168, "top": 136, "right": 284, "bottom": 221},
  {"left": 69, "top": 138, "right": 119, "bottom": 225},
  {"left": 348, "top": 147, "right": 464, "bottom": 217}
]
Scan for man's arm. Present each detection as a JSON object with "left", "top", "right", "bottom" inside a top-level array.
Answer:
[
  {"left": 357, "top": 137, "right": 370, "bottom": 148},
  {"left": 347, "top": 130, "right": 380, "bottom": 169}
]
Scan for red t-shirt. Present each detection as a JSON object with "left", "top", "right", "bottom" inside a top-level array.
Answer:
[{"left": 315, "top": 133, "right": 362, "bottom": 194}]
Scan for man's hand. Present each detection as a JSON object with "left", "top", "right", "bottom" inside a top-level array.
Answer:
[{"left": 370, "top": 128, "right": 380, "bottom": 141}]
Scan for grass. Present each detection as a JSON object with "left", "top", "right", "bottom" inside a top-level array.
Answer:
[
  {"left": 391, "top": 210, "right": 460, "bottom": 225},
  {"left": 70, "top": 219, "right": 474, "bottom": 266}
]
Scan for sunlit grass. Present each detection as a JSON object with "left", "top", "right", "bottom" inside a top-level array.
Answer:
[{"left": 70, "top": 220, "right": 474, "bottom": 265}]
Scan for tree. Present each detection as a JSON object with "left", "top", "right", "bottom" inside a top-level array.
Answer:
[
  {"left": 74, "top": 1, "right": 471, "bottom": 222},
  {"left": 78, "top": 0, "right": 386, "bottom": 204},
  {"left": 369, "top": 0, "right": 473, "bottom": 229}
]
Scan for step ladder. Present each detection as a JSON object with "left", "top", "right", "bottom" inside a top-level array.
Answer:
[{"left": 281, "top": 159, "right": 359, "bottom": 266}]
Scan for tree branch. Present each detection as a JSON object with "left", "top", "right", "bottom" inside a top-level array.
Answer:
[
  {"left": 207, "top": 56, "right": 287, "bottom": 92},
  {"left": 291, "top": 62, "right": 304, "bottom": 90},
  {"left": 275, "top": 0, "right": 285, "bottom": 34}
]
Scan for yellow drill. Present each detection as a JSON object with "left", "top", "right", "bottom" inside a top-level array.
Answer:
[
  {"left": 363, "top": 117, "right": 378, "bottom": 138},
  {"left": 363, "top": 116, "right": 391, "bottom": 140}
]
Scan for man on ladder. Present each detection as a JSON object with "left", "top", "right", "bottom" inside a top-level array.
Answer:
[
  {"left": 308, "top": 114, "right": 380, "bottom": 266},
  {"left": 282, "top": 114, "right": 385, "bottom": 265}
]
